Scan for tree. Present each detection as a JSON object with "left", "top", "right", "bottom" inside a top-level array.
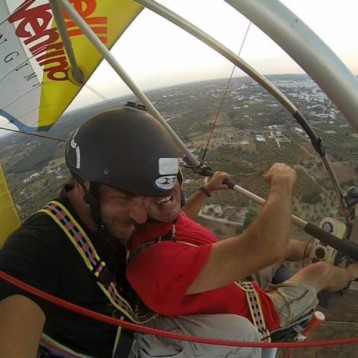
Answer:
[{"left": 302, "top": 192, "right": 322, "bottom": 204}]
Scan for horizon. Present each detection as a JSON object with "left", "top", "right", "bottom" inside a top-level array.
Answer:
[{"left": 0, "top": 73, "right": 345, "bottom": 139}]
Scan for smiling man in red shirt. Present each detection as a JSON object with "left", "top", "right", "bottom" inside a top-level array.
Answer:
[{"left": 128, "top": 164, "right": 358, "bottom": 345}]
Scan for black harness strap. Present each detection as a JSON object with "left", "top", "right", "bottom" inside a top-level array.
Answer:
[{"left": 127, "top": 225, "right": 175, "bottom": 263}]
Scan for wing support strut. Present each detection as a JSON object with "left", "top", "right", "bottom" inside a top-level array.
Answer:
[
  {"left": 49, "top": 0, "right": 84, "bottom": 84},
  {"left": 55, "top": 0, "right": 201, "bottom": 169},
  {"left": 226, "top": 0, "right": 358, "bottom": 133}
]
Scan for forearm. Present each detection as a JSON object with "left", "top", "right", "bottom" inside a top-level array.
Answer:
[
  {"left": 188, "top": 190, "right": 291, "bottom": 293},
  {"left": 187, "top": 166, "right": 295, "bottom": 294},
  {"left": 246, "top": 181, "right": 293, "bottom": 263},
  {"left": 183, "top": 171, "right": 230, "bottom": 219},
  {"left": 0, "top": 295, "right": 45, "bottom": 357},
  {"left": 284, "top": 239, "right": 312, "bottom": 261},
  {"left": 182, "top": 190, "right": 209, "bottom": 219}
]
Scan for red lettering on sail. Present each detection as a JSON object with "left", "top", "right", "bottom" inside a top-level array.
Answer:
[
  {"left": 9, "top": 0, "right": 108, "bottom": 81},
  {"left": 67, "top": 0, "right": 96, "bottom": 19}
]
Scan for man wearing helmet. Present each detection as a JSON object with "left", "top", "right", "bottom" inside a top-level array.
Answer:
[
  {"left": 0, "top": 104, "right": 263, "bottom": 357},
  {"left": 0, "top": 104, "right": 177, "bottom": 357}
]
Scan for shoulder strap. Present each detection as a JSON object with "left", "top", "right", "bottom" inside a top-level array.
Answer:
[
  {"left": 40, "top": 200, "right": 155, "bottom": 324},
  {"left": 39, "top": 334, "right": 92, "bottom": 358},
  {"left": 127, "top": 225, "right": 175, "bottom": 263},
  {"left": 236, "top": 281, "right": 271, "bottom": 342}
]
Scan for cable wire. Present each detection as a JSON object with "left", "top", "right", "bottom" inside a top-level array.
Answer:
[
  {"left": 1, "top": 270, "right": 358, "bottom": 349},
  {"left": 201, "top": 22, "right": 252, "bottom": 162},
  {"left": 0, "top": 127, "right": 66, "bottom": 142}
]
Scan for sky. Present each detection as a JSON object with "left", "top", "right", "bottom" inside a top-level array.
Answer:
[
  {"left": 1, "top": 0, "right": 357, "bottom": 134},
  {"left": 70, "top": 0, "right": 358, "bottom": 109}
]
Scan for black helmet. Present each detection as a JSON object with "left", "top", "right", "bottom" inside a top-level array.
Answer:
[{"left": 66, "top": 104, "right": 179, "bottom": 197}]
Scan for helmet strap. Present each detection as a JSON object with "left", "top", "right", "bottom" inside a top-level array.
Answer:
[
  {"left": 76, "top": 179, "right": 105, "bottom": 233},
  {"left": 84, "top": 189, "right": 102, "bottom": 227},
  {"left": 83, "top": 183, "right": 126, "bottom": 243}
]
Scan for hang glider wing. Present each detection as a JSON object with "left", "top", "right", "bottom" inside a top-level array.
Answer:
[
  {"left": 0, "top": 162, "right": 20, "bottom": 246},
  {"left": 0, "top": 0, "right": 143, "bottom": 132}
]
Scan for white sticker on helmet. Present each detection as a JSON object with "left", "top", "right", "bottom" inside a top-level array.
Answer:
[
  {"left": 155, "top": 175, "right": 177, "bottom": 190},
  {"left": 70, "top": 128, "right": 79, "bottom": 148},
  {"left": 159, "top": 158, "right": 179, "bottom": 175},
  {"left": 75, "top": 146, "right": 81, "bottom": 169}
]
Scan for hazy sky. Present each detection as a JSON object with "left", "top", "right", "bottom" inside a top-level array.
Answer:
[
  {"left": 1, "top": 0, "right": 357, "bottom": 133},
  {"left": 71, "top": 0, "right": 358, "bottom": 108}
]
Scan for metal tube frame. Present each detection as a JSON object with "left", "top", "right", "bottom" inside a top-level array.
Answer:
[
  {"left": 226, "top": 0, "right": 358, "bottom": 133},
  {"left": 49, "top": 0, "right": 84, "bottom": 84}
]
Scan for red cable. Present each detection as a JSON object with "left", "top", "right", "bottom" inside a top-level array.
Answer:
[{"left": 1, "top": 271, "right": 357, "bottom": 349}]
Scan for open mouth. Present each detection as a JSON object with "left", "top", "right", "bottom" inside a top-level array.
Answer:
[{"left": 155, "top": 195, "right": 174, "bottom": 206}]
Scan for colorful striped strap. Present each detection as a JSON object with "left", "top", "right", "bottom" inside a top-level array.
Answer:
[
  {"left": 40, "top": 200, "right": 155, "bottom": 324},
  {"left": 237, "top": 281, "right": 271, "bottom": 342},
  {"left": 40, "top": 334, "right": 93, "bottom": 358}
]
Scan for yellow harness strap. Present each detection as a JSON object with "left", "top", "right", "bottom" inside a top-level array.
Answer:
[
  {"left": 40, "top": 200, "right": 155, "bottom": 324},
  {"left": 236, "top": 281, "right": 271, "bottom": 342}
]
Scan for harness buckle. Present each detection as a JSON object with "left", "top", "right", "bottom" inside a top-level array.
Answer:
[{"left": 92, "top": 261, "right": 114, "bottom": 288}]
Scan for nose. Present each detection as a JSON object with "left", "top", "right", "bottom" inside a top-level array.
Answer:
[{"left": 128, "top": 197, "right": 153, "bottom": 224}]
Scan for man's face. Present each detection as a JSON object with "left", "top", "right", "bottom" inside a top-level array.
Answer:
[
  {"left": 99, "top": 185, "right": 153, "bottom": 241},
  {"left": 147, "top": 180, "right": 182, "bottom": 223}
]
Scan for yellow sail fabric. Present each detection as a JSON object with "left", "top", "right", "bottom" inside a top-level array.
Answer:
[
  {"left": 0, "top": 163, "right": 20, "bottom": 246},
  {"left": 0, "top": 0, "right": 143, "bottom": 131}
]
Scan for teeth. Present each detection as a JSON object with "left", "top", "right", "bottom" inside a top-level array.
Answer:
[{"left": 155, "top": 196, "right": 172, "bottom": 205}]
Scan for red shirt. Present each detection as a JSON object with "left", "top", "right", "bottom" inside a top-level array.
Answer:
[{"left": 127, "top": 213, "right": 280, "bottom": 331}]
